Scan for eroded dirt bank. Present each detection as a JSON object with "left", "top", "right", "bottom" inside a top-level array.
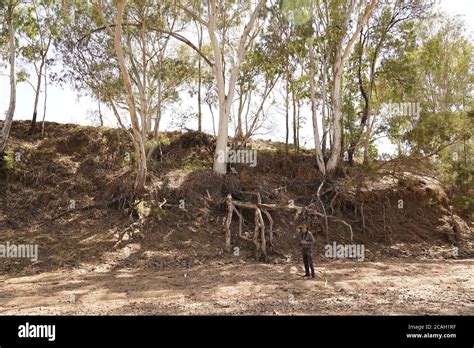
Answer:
[{"left": 1, "top": 122, "right": 472, "bottom": 315}]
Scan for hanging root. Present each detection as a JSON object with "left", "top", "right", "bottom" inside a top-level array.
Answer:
[
  {"left": 223, "top": 190, "right": 354, "bottom": 261},
  {"left": 224, "top": 194, "right": 273, "bottom": 261},
  {"left": 317, "top": 180, "right": 330, "bottom": 243}
]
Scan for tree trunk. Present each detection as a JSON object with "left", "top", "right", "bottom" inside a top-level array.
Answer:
[
  {"left": 0, "top": 4, "right": 16, "bottom": 153},
  {"left": 97, "top": 96, "right": 104, "bottom": 127},
  {"left": 326, "top": 0, "right": 377, "bottom": 175},
  {"left": 296, "top": 99, "right": 300, "bottom": 150},
  {"left": 208, "top": 0, "right": 266, "bottom": 175},
  {"left": 29, "top": 57, "right": 45, "bottom": 135},
  {"left": 362, "top": 103, "right": 373, "bottom": 163},
  {"left": 348, "top": 35, "right": 369, "bottom": 165},
  {"left": 209, "top": 0, "right": 229, "bottom": 175},
  {"left": 292, "top": 85, "right": 297, "bottom": 149},
  {"left": 308, "top": 39, "right": 326, "bottom": 175},
  {"left": 153, "top": 62, "right": 163, "bottom": 138},
  {"left": 326, "top": 54, "right": 343, "bottom": 174},
  {"left": 285, "top": 69, "right": 289, "bottom": 154},
  {"left": 139, "top": 24, "right": 149, "bottom": 136},
  {"left": 320, "top": 56, "right": 329, "bottom": 156},
  {"left": 197, "top": 23, "right": 203, "bottom": 133},
  {"left": 41, "top": 59, "right": 48, "bottom": 138},
  {"left": 113, "top": 0, "right": 147, "bottom": 193},
  {"left": 30, "top": 35, "right": 51, "bottom": 135},
  {"left": 235, "top": 82, "right": 244, "bottom": 144}
]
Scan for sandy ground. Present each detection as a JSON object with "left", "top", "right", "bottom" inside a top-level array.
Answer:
[{"left": 0, "top": 258, "right": 473, "bottom": 315}]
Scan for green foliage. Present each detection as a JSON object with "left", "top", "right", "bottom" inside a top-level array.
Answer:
[
  {"left": 432, "top": 132, "right": 474, "bottom": 215},
  {"left": 151, "top": 205, "right": 166, "bottom": 222},
  {"left": 136, "top": 200, "right": 147, "bottom": 217},
  {"left": 281, "top": 0, "right": 315, "bottom": 26},
  {"left": 158, "top": 133, "right": 171, "bottom": 146},
  {"left": 367, "top": 143, "right": 378, "bottom": 162},
  {"left": 144, "top": 139, "right": 159, "bottom": 153},
  {"left": 78, "top": 178, "right": 91, "bottom": 191},
  {"left": 377, "top": 16, "right": 473, "bottom": 214},
  {"left": 179, "top": 161, "right": 207, "bottom": 174},
  {"left": 2, "top": 150, "right": 15, "bottom": 171},
  {"left": 121, "top": 151, "right": 136, "bottom": 168},
  {"left": 55, "top": 0, "right": 188, "bottom": 127}
]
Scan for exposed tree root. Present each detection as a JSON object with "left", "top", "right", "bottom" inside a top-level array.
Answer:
[{"left": 223, "top": 190, "right": 355, "bottom": 260}]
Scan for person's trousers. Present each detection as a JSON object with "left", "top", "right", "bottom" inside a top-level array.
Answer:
[{"left": 302, "top": 250, "right": 315, "bottom": 276}]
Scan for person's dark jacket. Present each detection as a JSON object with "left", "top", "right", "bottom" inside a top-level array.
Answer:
[{"left": 299, "top": 231, "right": 315, "bottom": 252}]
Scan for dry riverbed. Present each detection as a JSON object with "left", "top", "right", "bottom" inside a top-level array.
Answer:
[{"left": 0, "top": 259, "right": 472, "bottom": 315}]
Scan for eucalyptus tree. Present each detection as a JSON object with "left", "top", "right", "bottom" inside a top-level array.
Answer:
[
  {"left": 323, "top": 0, "right": 377, "bottom": 174},
  {"left": 183, "top": 32, "right": 214, "bottom": 133},
  {"left": 233, "top": 44, "right": 281, "bottom": 150},
  {"left": 377, "top": 15, "right": 473, "bottom": 215},
  {"left": 263, "top": 2, "right": 309, "bottom": 153},
  {"left": 0, "top": 0, "right": 20, "bottom": 153},
  {"left": 351, "top": 0, "right": 432, "bottom": 164},
  {"left": 179, "top": 0, "right": 268, "bottom": 175},
  {"left": 383, "top": 16, "right": 473, "bottom": 156},
  {"left": 298, "top": 0, "right": 376, "bottom": 175},
  {"left": 56, "top": 0, "right": 192, "bottom": 192},
  {"left": 18, "top": 0, "right": 57, "bottom": 135},
  {"left": 233, "top": 1, "right": 300, "bottom": 150}
]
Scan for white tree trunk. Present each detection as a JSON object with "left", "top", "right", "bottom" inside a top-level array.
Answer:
[
  {"left": 308, "top": 39, "right": 326, "bottom": 175},
  {"left": 113, "top": 0, "right": 147, "bottom": 192},
  {"left": 326, "top": 0, "right": 377, "bottom": 174},
  {"left": 321, "top": 55, "right": 329, "bottom": 153},
  {"left": 209, "top": 0, "right": 266, "bottom": 175},
  {"left": 41, "top": 58, "right": 48, "bottom": 137},
  {"left": 0, "top": 4, "right": 17, "bottom": 153},
  {"left": 29, "top": 57, "right": 45, "bottom": 134},
  {"left": 326, "top": 57, "right": 343, "bottom": 173}
]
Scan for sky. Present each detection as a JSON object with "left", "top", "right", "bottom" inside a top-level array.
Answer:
[{"left": 1, "top": 0, "right": 473, "bottom": 153}]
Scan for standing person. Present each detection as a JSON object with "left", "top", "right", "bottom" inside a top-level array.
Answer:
[{"left": 298, "top": 224, "right": 315, "bottom": 278}]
